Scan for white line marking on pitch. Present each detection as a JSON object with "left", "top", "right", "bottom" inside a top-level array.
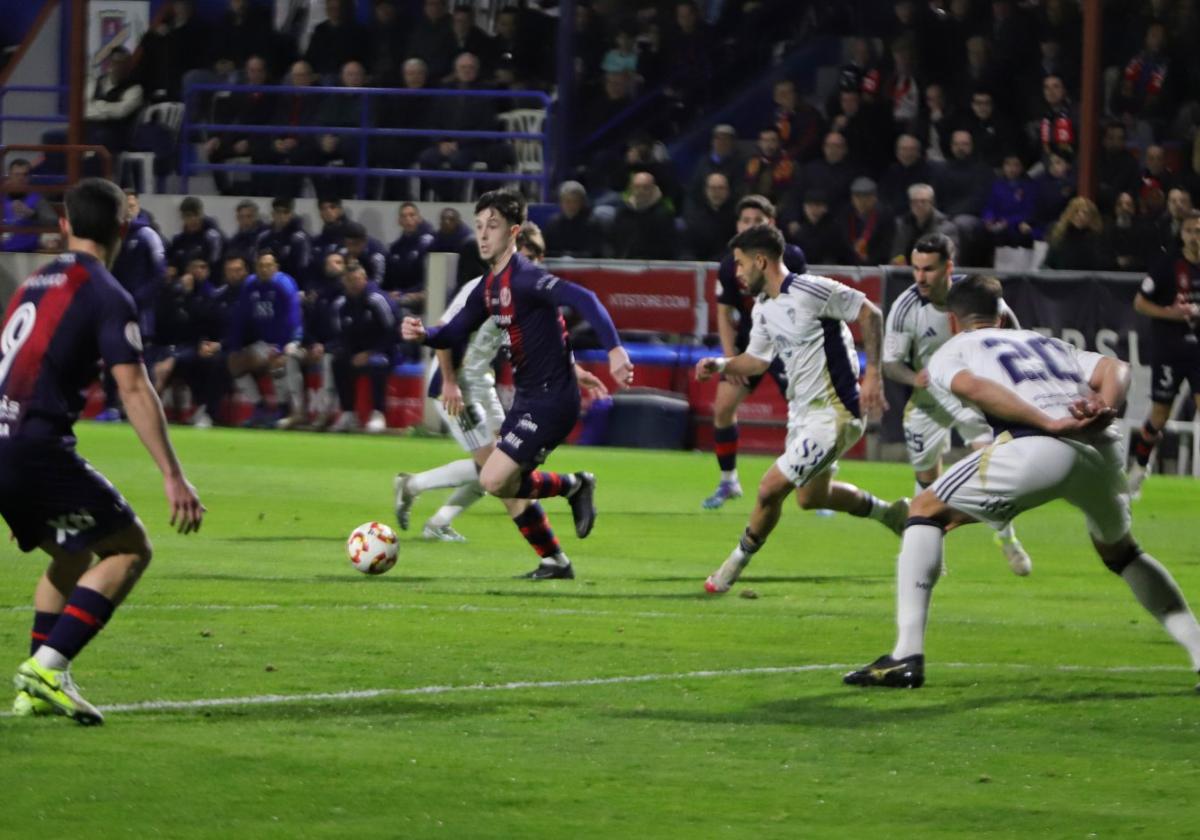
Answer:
[{"left": 0, "top": 661, "right": 1187, "bottom": 719}]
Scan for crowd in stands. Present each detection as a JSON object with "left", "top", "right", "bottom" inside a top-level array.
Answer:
[{"left": 6, "top": 0, "right": 1200, "bottom": 273}]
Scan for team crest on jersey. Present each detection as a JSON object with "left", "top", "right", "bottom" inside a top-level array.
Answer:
[
  {"left": 1179, "top": 271, "right": 1191, "bottom": 291},
  {"left": 125, "top": 321, "right": 144, "bottom": 352},
  {"left": 499, "top": 286, "right": 512, "bottom": 307}
]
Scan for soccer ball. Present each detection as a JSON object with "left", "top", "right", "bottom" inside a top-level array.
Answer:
[{"left": 347, "top": 522, "right": 399, "bottom": 575}]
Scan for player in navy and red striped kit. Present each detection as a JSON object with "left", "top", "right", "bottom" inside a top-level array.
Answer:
[
  {"left": 402, "top": 190, "right": 634, "bottom": 579},
  {"left": 703, "top": 195, "right": 807, "bottom": 509},
  {"left": 0, "top": 178, "right": 204, "bottom": 724},
  {"left": 1128, "top": 209, "right": 1200, "bottom": 498}
]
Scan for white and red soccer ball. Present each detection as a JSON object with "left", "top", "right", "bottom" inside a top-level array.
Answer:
[{"left": 347, "top": 522, "right": 399, "bottom": 575}]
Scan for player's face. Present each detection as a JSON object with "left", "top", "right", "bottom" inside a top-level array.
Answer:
[
  {"left": 325, "top": 252, "right": 345, "bottom": 277},
  {"left": 399, "top": 205, "right": 420, "bottom": 233},
  {"left": 736, "top": 208, "right": 769, "bottom": 234},
  {"left": 236, "top": 206, "right": 257, "bottom": 230},
  {"left": 911, "top": 251, "right": 949, "bottom": 302},
  {"left": 256, "top": 254, "right": 277, "bottom": 279},
  {"left": 474, "top": 208, "right": 518, "bottom": 265},
  {"left": 733, "top": 248, "right": 767, "bottom": 296},
  {"left": 319, "top": 202, "right": 342, "bottom": 224}
]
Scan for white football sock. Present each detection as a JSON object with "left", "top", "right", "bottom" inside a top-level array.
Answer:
[
  {"left": 997, "top": 522, "right": 1018, "bottom": 543},
  {"left": 410, "top": 459, "right": 479, "bottom": 493},
  {"left": 891, "top": 523, "right": 944, "bottom": 660},
  {"left": 1122, "top": 553, "right": 1200, "bottom": 671},
  {"left": 721, "top": 469, "right": 738, "bottom": 483},
  {"left": 428, "top": 482, "right": 485, "bottom": 528},
  {"left": 235, "top": 374, "right": 261, "bottom": 404},
  {"left": 34, "top": 645, "right": 69, "bottom": 671}
]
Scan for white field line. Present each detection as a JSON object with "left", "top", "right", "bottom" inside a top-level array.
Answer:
[{"left": 0, "top": 661, "right": 1189, "bottom": 719}]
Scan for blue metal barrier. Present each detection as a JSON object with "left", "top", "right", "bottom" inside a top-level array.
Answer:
[
  {"left": 0, "top": 86, "right": 69, "bottom": 143},
  {"left": 181, "top": 83, "right": 552, "bottom": 200}
]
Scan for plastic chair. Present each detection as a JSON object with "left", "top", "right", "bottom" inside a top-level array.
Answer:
[{"left": 119, "top": 101, "right": 185, "bottom": 193}]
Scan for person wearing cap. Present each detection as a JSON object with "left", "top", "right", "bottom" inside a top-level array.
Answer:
[
  {"left": 843, "top": 176, "right": 896, "bottom": 266},
  {"left": 341, "top": 221, "right": 388, "bottom": 286}
]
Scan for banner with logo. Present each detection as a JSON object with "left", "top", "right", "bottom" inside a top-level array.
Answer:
[
  {"left": 88, "top": 1, "right": 149, "bottom": 74},
  {"left": 550, "top": 263, "right": 703, "bottom": 335}
]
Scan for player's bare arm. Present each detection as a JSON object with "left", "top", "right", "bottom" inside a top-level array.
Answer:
[
  {"left": 695, "top": 352, "right": 770, "bottom": 382},
  {"left": 608, "top": 345, "right": 634, "bottom": 387},
  {"left": 948, "top": 370, "right": 1106, "bottom": 436},
  {"left": 1134, "top": 292, "right": 1200, "bottom": 323},
  {"left": 435, "top": 347, "right": 463, "bottom": 416},
  {"left": 717, "top": 303, "right": 749, "bottom": 387},
  {"left": 401, "top": 316, "right": 427, "bottom": 342},
  {"left": 574, "top": 365, "right": 609, "bottom": 399},
  {"left": 111, "top": 362, "right": 205, "bottom": 534},
  {"left": 857, "top": 300, "right": 888, "bottom": 416}
]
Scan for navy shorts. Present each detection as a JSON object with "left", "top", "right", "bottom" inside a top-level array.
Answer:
[
  {"left": 497, "top": 387, "right": 582, "bottom": 469},
  {"left": 1149, "top": 343, "right": 1200, "bottom": 405},
  {"left": 0, "top": 439, "right": 137, "bottom": 553}
]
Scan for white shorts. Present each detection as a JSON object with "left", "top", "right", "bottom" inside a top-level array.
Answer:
[
  {"left": 775, "top": 406, "right": 865, "bottom": 487},
  {"left": 903, "top": 401, "right": 992, "bottom": 473},
  {"left": 932, "top": 433, "right": 1132, "bottom": 544},
  {"left": 438, "top": 378, "right": 505, "bottom": 453}
]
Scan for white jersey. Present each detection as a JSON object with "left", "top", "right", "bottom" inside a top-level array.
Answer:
[
  {"left": 745, "top": 273, "right": 865, "bottom": 416},
  {"left": 884, "top": 280, "right": 1017, "bottom": 413},
  {"left": 927, "top": 327, "right": 1113, "bottom": 442},
  {"left": 429, "top": 275, "right": 506, "bottom": 398}
]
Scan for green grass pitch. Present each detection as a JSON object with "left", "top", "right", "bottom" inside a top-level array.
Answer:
[{"left": 2, "top": 425, "right": 1199, "bottom": 837}]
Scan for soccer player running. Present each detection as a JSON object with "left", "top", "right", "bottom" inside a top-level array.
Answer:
[
  {"left": 0, "top": 178, "right": 204, "bottom": 724},
  {"left": 401, "top": 191, "right": 633, "bottom": 579},
  {"left": 845, "top": 276, "right": 1200, "bottom": 689},
  {"left": 396, "top": 222, "right": 608, "bottom": 543},
  {"left": 696, "top": 225, "right": 909, "bottom": 595},
  {"left": 1127, "top": 209, "right": 1200, "bottom": 499},
  {"left": 883, "top": 233, "right": 1032, "bottom": 576},
  {"left": 703, "top": 195, "right": 808, "bottom": 509}
]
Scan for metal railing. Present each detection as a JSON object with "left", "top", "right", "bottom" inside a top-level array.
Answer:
[
  {"left": 180, "top": 83, "right": 552, "bottom": 200},
  {"left": 0, "top": 85, "right": 69, "bottom": 143},
  {"left": 0, "top": 143, "right": 112, "bottom": 239}
]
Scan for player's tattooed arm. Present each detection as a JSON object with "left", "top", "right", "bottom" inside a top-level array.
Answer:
[{"left": 857, "top": 300, "right": 888, "bottom": 416}]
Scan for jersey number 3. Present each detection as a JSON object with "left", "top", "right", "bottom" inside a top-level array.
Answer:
[
  {"left": 982, "top": 336, "right": 1080, "bottom": 386},
  {"left": 0, "top": 302, "right": 37, "bottom": 388}
]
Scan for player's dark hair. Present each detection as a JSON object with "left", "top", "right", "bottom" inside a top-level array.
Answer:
[
  {"left": 515, "top": 221, "right": 545, "bottom": 258},
  {"left": 64, "top": 177, "right": 124, "bottom": 249},
  {"left": 272, "top": 196, "right": 294, "bottom": 212},
  {"left": 474, "top": 189, "right": 527, "bottom": 227},
  {"left": 728, "top": 223, "right": 785, "bottom": 260},
  {"left": 945, "top": 275, "right": 1002, "bottom": 322},
  {"left": 399, "top": 201, "right": 419, "bottom": 213},
  {"left": 235, "top": 199, "right": 258, "bottom": 213},
  {"left": 319, "top": 196, "right": 343, "bottom": 208},
  {"left": 913, "top": 232, "right": 955, "bottom": 263},
  {"left": 224, "top": 252, "right": 250, "bottom": 268},
  {"left": 1182, "top": 209, "right": 1200, "bottom": 223},
  {"left": 180, "top": 195, "right": 204, "bottom": 216},
  {"left": 735, "top": 194, "right": 776, "bottom": 220},
  {"left": 255, "top": 246, "right": 277, "bottom": 262}
]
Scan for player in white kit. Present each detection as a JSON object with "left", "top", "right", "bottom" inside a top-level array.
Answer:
[
  {"left": 696, "top": 225, "right": 909, "bottom": 594},
  {"left": 845, "top": 276, "right": 1200, "bottom": 689},
  {"left": 884, "top": 234, "right": 1031, "bottom": 576}
]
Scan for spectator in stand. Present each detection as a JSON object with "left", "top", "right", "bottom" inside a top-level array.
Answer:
[
  {"left": 879, "top": 133, "right": 938, "bottom": 215},
  {"left": 311, "top": 60, "right": 370, "bottom": 200},
  {"left": 1097, "top": 121, "right": 1142, "bottom": 214},
  {"left": 449, "top": 8, "right": 492, "bottom": 75},
  {"left": 211, "top": 0, "right": 284, "bottom": 81},
  {"left": 328, "top": 260, "right": 398, "bottom": 434},
  {"left": 798, "top": 131, "right": 859, "bottom": 216},
  {"left": 136, "top": 0, "right": 209, "bottom": 101},
  {"left": 430, "top": 207, "right": 483, "bottom": 289},
  {"left": 601, "top": 22, "right": 641, "bottom": 81},
  {"left": 961, "top": 88, "right": 1016, "bottom": 169},
  {"left": 312, "top": 198, "right": 349, "bottom": 267},
  {"left": 226, "top": 249, "right": 305, "bottom": 429},
  {"left": 490, "top": 7, "right": 547, "bottom": 88},
  {"left": 260, "top": 60, "right": 323, "bottom": 198},
  {"left": 990, "top": 0, "right": 1036, "bottom": 80},
  {"left": 956, "top": 36, "right": 1004, "bottom": 114},
  {"left": 890, "top": 182, "right": 960, "bottom": 263},
  {"left": 368, "top": 0, "right": 408, "bottom": 84},
  {"left": 167, "top": 197, "right": 225, "bottom": 278},
  {"left": 203, "top": 54, "right": 275, "bottom": 196},
  {"left": 342, "top": 222, "right": 387, "bottom": 286},
  {"left": 1109, "top": 190, "right": 1156, "bottom": 272},
  {"left": 772, "top": 78, "right": 823, "bottom": 164},
  {"left": 1032, "top": 150, "right": 1076, "bottom": 234},
  {"left": 831, "top": 87, "right": 893, "bottom": 178},
  {"left": 256, "top": 196, "right": 313, "bottom": 291},
  {"left": 662, "top": 1, "right": 713, "bottom": 123},
  {"left": 1157, "top": 187, "right": 1195, "bottom": 253},
  {"left": 689, "top": 124, "right": 744, "bottom": 205},
  {"left": 1114, "top": 21, "right": 1172, "bottom": 141},
  {"left": 610, "top": 170, "right": 680, "bottom": 260},
  {"left": 577, "top": 71, "right": 635, "bottom": 157},
  {"left": 0, "top": 159, "right": 54, "bottom": 252},
  {"left": 743, "top": 127, "right": 796, "bottom": 204},
  {"left": 375, "top": 58, "right": 433, "bottom": 198},
  {"left": 1143, "top": 145, "right": 1177, "bottom": 194},
  {"left": 913, "top": 84, "right": 955, "bottom": 164},
  {"left": 1025, "top": 36, "right": 1075, "bottom": 110},
  {"left": 885, "top": 36, "right": 922, "bottom": 134},
  {"left": 305, "top": 0, "right": 368, "bottom": 79},
  {"left": 1037, "top": 74, "right": 1077, "bottom": 161},
  {"left": 936, "top": 129, "right": 993, "bottom": 265},
  {"left": 150, "top": 257, "right": 230, "bottom": 429},
  {"left": 982, "top": 153, "right": 1038, "bottom": 250},
  {"left": 544, "top": 181, "right": 605, "bottom": 259},
  {"left": 227, "top": 199, "right": 267, "bottom": 261},
  {"left": 604, "top": 134, "right": 682, "bottom": 211},
  {"left": 684, "top": 172, "right": 736, "bottom": 261},
  {"left": 407, "top": 0, "right": 458, "bottom": 82},
  {"left": 1042, "top": 197, "right": 1116, "bottom": 270},
  {"left": 124, "top": 189, "right": 159, "bottom": 234},
  {"left": 786, "top": 189, "right": 856, "bottom": 266},
  {"left": 833, "top": 36, "right": 882, "bottom": 110},
  {"left": 843, "top": 176, "right": 895, "bottom": 266},
  {"left": 385, "top": 202, "right": 434, "bottom": 312},
  {"left": 83, "top": 47, "right": 143, "bottom": 157}
]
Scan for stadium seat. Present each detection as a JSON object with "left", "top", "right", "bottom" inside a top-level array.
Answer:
[{"left": 119, "top": 101, "right": 185, "bottom": 194}]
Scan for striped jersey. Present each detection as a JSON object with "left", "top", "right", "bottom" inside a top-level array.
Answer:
[
  {"left": 0, "top": 251, "right": 142, "bottom": 442},
  {"left": 744, "top": 273, "right": 865, "bottom": 416}
]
